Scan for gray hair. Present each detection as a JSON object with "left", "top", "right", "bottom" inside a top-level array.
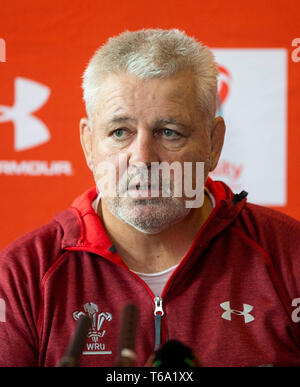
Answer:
[{"left": 82, "top": 29, "right": 218, "bottom": 126}]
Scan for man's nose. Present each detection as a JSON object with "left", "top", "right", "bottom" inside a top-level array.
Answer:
[{"left": 128, "top": 130, "right": 160, "bottom": 166}]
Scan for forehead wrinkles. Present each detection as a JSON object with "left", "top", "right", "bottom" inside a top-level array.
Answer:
[
  {"left": 97, "top": 85, "right": 133, "bottom": 111},
  {"left": 95, "top": 73, "right": 198, "bottom": 123}
]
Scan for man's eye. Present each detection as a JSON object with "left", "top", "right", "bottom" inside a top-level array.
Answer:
[
  {"left": 162, "top": 128, "right": 181, "bottom": 139},
  {"left": 112, "top": 128, "right": 126, "bottom": 138}
]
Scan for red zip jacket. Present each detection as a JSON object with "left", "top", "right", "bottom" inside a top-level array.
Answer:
[{"left": 1, "top": 178, "right": 300, "bottom": 367}]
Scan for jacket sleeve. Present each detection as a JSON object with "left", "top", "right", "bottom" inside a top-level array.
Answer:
[
  {"left": 0, "top": 245, "right": 39, "bottom": 366},
  {"left": 0, "top": 222, "right": 63, "bottom": 366},
  {"left": 237, "top": 203, "right": 300, "bottom": 328}
]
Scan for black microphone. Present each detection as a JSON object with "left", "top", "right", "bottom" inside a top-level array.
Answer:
[
  {"left": 114, "top": 303, "right": 139, "bottom": 366},
  {"left": 57, "top": 314, "right": 91, "bottom": 367},
  {"left": 150, "top": 339, "right": 202, "bottom": 367}
]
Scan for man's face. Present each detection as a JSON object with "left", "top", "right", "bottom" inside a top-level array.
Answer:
[{"left": 80, "top": 71, "right": 225, "bottom": 234}]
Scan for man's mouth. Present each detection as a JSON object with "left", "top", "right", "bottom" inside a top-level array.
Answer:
[{"left": 127, "top": 183, "right": 161, "bottom": 198}]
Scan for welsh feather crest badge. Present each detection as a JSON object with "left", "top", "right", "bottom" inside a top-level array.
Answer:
[{"left": 73, "top": 302, "right": 113, "bottom": 355}]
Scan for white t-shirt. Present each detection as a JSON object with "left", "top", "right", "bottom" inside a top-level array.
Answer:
[{"left": 132, "top": 264, "right": 178, "bottom": 297}]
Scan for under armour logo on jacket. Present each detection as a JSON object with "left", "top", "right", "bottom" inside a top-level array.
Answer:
[
  {"left": 220, "top": 301, "right": 254, "bottom": 324},
  {"left": 0, "top": 77, "right": 51, "bottom": 151}
]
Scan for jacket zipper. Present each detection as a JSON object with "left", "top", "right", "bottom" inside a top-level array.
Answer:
[
  {"left": 67, "top": 249, "right": 166, "bottom": 353},
  {"left": 154, "top": 296, "right": 164, "bottom": 350}
]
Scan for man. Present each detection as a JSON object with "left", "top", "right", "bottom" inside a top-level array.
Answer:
[{"left": 0, "top": 29, "right": 300, "bottom": 367}]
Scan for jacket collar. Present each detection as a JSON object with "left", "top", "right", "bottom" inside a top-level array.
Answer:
[{"left": 54, "top": 177, "right": 247, "bottom": 266}]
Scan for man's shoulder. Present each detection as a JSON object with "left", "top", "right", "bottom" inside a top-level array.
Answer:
[
  {"left": 0, "top": 211, "right": 70, "bottom": 278},
  {"left": 234, "top": 201, "right": 300, "bottom": 249},
  {"left": 243, "top": 202, "right": 300, "bottom": 229}
]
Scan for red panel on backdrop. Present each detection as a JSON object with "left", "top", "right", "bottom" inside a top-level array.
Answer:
[{"left": 0, "top": 0, "right": 299, "bottom": 249}]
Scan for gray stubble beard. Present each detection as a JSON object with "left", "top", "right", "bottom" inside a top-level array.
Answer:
[{"left": 102, "top": 195, "right": 191, "bottom": 234}]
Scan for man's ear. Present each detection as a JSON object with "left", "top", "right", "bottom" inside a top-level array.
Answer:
[
  {"left": 209, "top": 116, "right": 226, "bottom": 172},
  {"left": 80, "top": 118, "right": 94, "bottom": 171}
]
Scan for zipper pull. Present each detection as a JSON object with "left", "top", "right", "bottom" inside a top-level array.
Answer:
[
  {"left": 154, "top": 296, "right": 164, "bottom": 350},
  {"left": 154, "top": 296, "right": 164, "bottom": 316}
]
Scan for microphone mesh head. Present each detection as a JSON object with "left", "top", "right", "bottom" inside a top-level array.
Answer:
[{"left": 153, "top": 339, "right": 196, "bottom": 367}]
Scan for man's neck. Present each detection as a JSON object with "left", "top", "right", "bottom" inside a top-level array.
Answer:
[{"left": 96, "top": 193, "right": 213, "bottom": 274}]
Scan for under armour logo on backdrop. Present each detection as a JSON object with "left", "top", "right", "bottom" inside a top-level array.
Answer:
[
  {"left": 220, "top": 301, "right": 254, "bottom": 324},
  {"left": 0, "top": 77, "right": 51, "bottom": 151}
]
